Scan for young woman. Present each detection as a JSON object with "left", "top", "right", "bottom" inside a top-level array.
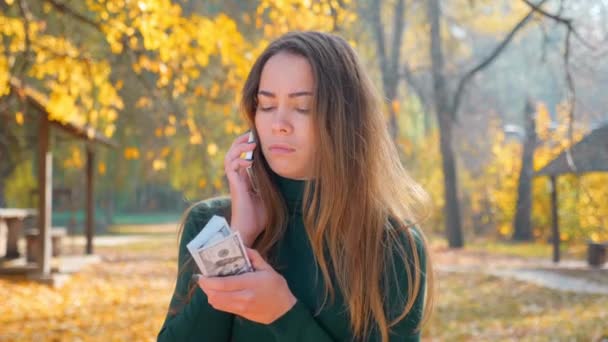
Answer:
[{"left": 158, "top": 31, "right": 434, "bottom": 342}]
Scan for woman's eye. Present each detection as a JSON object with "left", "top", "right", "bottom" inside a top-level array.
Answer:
[{"left": 258, "top": 106, "right": 309, "bottom": 113}]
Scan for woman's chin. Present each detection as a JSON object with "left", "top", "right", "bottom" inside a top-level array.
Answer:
[{"left": 268, "top": 163, "right": 306, "bottom": 180}]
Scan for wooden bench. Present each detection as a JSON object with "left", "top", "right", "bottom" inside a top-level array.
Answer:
[
  {"left": 25, "top": 227, "right": 67, "bottom": 263},
  {"left": 0, "top": 208, "right": 37, "bottom": 259}
]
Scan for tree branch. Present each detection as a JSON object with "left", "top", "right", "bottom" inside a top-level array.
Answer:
[
  {"left": 520, "top": 0, "right": 598, "bottom": 150},
  {"left": 14, "top": 0, "right": 34, "bottom": 76},
  {"left": 449, "top": 0, "right": 547, "bottom": 121},
  {"left": 369, "top": 0, "right": 388, "bottom": 94},
  {"left": 388, "top": 0, "right": 405, "bottom": 94},
  {"left": 31, "top": 40, "right": 93, "bottom": 62},
  {"left": 521, "top": 0, "right": 595, "bottom": 49},
  {"left": 42, "top": 0, "right": 103, "bottom": 33},
  {"left": 401, "top": 63, "right": 430, "bottom": 113},
  {"left": 327, "top": 0, "right": 345, "bottom": 32}
]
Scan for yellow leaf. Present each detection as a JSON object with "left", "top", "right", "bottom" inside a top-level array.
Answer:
[
  {"left": 136, "top": 97, "right": 151, "bottom": 109},
  {"left": 224, "top": 121, "right": 235, "bottom": 134},
  {"left": 15, "top": 111, "right": 24, "bottom": 125},
  {"left": 391, "top": 99, "right": 400, "bottom": 113},
  {"left": 189, "top": 134, "right": 202, "bottom": 145},
  {"left": 161, "top": 147, "right": 170, "bottom": 157},
  {"left": 223, "top": 106, "right": 231, "bottom": 116},
  {"left": 124, "top": 147, "right": 140, "bottom": 160},
  {"left": 164, "top": 126, "right": 176, "bottom": 137},
  {"left": 152, "top": 159, "right": 166, "bottom": 171},
  {"left": 207, "top": 143, "right": 218, "bottom": 156},
  {"left": 98, "top": 162, "right": 106, "bottom": 175}
]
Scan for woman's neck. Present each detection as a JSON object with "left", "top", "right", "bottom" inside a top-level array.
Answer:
[{"left": 272, "top": 170, "right": 309, "bottom": 213}]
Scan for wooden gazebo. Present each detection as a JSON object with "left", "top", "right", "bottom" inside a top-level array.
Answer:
[
  {"left": 8, "top": 78, "right": 117, "bottom": 283},
  {"left": 535, "top": 123, "right": 608, "bottom": 263}
]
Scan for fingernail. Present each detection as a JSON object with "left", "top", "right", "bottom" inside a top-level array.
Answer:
[{"left": 192, "top": 273, "right": 203, "bottom": 282}]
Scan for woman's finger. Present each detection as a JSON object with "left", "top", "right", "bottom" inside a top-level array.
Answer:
[
  {"left": 226, "top": 159, "right": 253, "bottom": 193},
  {"left": 230, "top": 132, "right": 253, "bottom": 149},
  {"left": 205, "top": 290, "right": 249, "bottom": 315},
  {"left": 224, "top": 142, "right": 256, "bottom": 165},
  {"left": 199, "top": 272, "right": 254, "bottom": 292},
  {"left": 227, "top": 158, "right": 253, "bottom": 175},
  {"left": 246, "top": 248, "right": 272, "bottom": 271}
]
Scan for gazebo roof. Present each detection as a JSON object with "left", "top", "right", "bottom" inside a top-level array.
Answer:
[
  {"left": 535, "top": 123, "right": 608, "bottom": 176},
  {"left": 9, "top": 77, "right": 117, "bottom": 148}
]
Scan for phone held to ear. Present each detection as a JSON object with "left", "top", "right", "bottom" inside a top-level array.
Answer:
[
  {"left": 245, "top": 131, "right": 255, "bottom": 161},
  {"left": 245, "top": 131, "right": 258, "bottom": 193}
]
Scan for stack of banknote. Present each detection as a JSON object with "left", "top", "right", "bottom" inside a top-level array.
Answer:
[{"left": 187, "top": 215, "right": 253, "bottom": 277}]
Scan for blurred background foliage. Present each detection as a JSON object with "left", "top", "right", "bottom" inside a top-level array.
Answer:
[{"left": 1, "top": 0, "right": 607, "bottom": 245}]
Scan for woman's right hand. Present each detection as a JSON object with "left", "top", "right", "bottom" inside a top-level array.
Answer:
[{"left": 224, "top": 132, "right": 268, "bottom": 247}]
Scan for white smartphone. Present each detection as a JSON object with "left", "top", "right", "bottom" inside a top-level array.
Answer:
[
  {"left": 245, "top": 131, "right": 255, "bottom": 161},
  {"left": 244, "top": 131, "right": 258, "bottom": 193}
]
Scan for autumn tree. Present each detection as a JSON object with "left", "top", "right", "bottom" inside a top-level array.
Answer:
[{"left": 1, "top": 0, "right": 355, "bottom": 214}]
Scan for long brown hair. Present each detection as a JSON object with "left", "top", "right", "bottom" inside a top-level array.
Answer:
[{"left": 177, "top": 31, "right": 434, "bottom": 341}]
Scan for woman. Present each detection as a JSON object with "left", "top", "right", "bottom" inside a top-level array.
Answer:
[{"left": 158, "top": 31, "right": 434, "bottom": 342}]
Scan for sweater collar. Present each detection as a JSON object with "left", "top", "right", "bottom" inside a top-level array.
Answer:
[{"left": 272, "top": 170, "right": 310, "bottom": 213}]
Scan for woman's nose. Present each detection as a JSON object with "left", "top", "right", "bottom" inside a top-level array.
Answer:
[{"left": 271, "top": 109, "right": 292, "bottom": 135}]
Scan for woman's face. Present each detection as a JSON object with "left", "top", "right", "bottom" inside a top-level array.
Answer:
[{"left": 255, "top": 52, "right": 316, "bottom": 180}]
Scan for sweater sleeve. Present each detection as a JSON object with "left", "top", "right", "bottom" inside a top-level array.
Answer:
[
  {"left": 268, "top": 299, "right": 337, "bottom": 341},
  {"left": 267, "top": 226, "right": 427, "bottom": 342},
  {"left": 157, "top": 203, "right": 234, "bottom": 341}
]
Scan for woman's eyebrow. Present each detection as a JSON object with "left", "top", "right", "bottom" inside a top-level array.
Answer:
[{"left": 258, "top": 90, "right": 313, "bottom": 98}]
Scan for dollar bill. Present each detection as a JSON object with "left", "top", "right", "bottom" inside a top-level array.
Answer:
[
  {"left": 197, "top": 232, "right": 253, "bottom": 277},
  {"left": 188, "top": 215, "right": 232, "bottom": 250},
  {"left": 187, "top": 215, "right": 252, "bottom": 277}
]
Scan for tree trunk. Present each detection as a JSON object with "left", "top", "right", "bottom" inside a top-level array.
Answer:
[
  {"left": 0, "top": 177, "right": 6, "bottom": 207},
  {"left": 368, "top": 0, "right": 405, "bottom": 145},
  {"left": 428, "top": 0, "right": 464, "bottom": 248},
  {"left": 512, "top": 98, "right": 536, "bottom": 241},
  {"left": 0, "top": 157, "right": 16, "bottom": 209}
]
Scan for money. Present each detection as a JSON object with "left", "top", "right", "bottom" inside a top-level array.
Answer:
[{"left": 187, "top": 215, "right": 253, "bottom": 277}]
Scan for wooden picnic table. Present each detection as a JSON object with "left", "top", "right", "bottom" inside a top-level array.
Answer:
[{"left": 0, "top": 208, "right": 37, "bottom": 259}]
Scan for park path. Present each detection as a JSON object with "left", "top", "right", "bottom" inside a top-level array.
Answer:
[
  {"left": 26, "top": 229, "right": 608, "bottom": 295},
  {"left": 433, "top": 247, "right": 608, "bottom": 295},
  {"left": 85, "top": 235, "right": 608, "bottom": 295}
]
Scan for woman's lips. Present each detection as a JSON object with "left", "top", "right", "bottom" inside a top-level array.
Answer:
[{"left": 269, "top": 144, "right": 295, "bottom": 154}]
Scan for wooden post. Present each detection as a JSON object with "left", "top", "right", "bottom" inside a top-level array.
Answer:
[
  {"left": 37, "top": 116, "right": 52, "bottom": 277},
  {"left": 550, "top": 175, "right": 560, "bottom": 263},
  {"left": 85, "top": 146, "right": 94, "bottom": 255}
]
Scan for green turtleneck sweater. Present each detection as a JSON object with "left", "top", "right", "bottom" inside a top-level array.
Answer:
[{"left": 158, "top": 173, "right": 427, "bottom": 341}]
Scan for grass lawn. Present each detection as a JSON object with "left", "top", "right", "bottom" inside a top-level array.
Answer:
[
  {"left": 426, "top": 271, "right": 608, "bottom": 341},
  {"left": 430, "top": 235, "right": 589, "bottom": 260},
  {"left": 51, "top": 211, "right": 183, "bottom": 228},
  {"left": 1, "top": 228, "right": 606, "bottom": 341}
]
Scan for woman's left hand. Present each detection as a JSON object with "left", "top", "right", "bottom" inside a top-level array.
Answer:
[{"left": 197, "top": 248, "right": 297, "bottom": 324}]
